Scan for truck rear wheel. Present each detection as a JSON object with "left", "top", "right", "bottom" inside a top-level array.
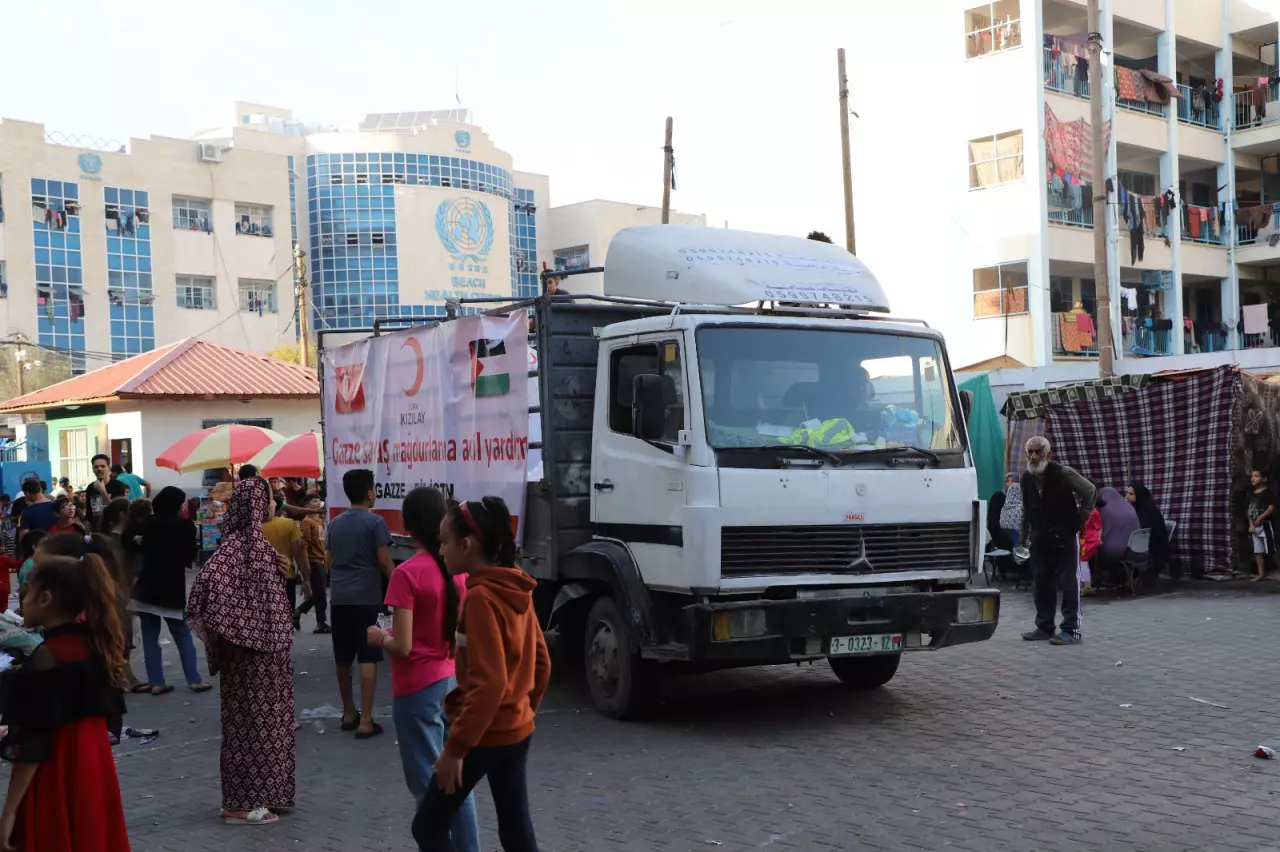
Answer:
[
  {"left": 828, "top": 654, "right": 901, "bottom": 689},
  {"left": 583, "top": 596, "right": 651, "bottom": 719}
]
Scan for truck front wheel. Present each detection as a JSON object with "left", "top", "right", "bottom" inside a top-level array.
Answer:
[
  {"left": 828, "top": 654, "right": 901, "bottom": 689},
  {"left": 583, "top": 596, "right": 651, "bottom": 719}
]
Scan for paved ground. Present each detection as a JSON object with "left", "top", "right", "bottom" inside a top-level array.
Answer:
[{"left": 28, "top": 580, "right": 1280, "bottom": 850}]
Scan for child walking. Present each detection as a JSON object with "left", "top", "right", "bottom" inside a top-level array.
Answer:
[
  {"left": 1248, "top": 469, "right": 1275, "bottom": 582},
  {"left": 366, "top": 488, "right": 479, "bottom": 852},
  {"left": 411, "top": 496, "right": 550, "bottom": 852},
  {"left": 0, "top": 551, "right": 131, "bottom": 852}
]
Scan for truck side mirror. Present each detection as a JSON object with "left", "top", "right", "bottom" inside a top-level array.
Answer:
[
  {"left": 959, "top": 389, "right": 974, "bottom": 424},
  {"left": 632, "top": 374, "right": 670, "bottom": 442}
]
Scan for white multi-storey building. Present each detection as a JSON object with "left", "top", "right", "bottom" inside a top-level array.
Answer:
[
  {"left": 0, "top": 102, "right": 702, "bottom": 377},
  {"left": 851, "top": 0, "right": 1280, "bottom": 370}
]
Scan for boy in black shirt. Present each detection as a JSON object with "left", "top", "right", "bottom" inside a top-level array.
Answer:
[
  {"left": 84, "top": 454, "right": 127, "bottom": 531},
  {"left": 1247, "top": 469, "right": 1274, "bottom": 582}
]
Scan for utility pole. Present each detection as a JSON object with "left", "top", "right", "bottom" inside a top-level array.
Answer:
[
  {"left": 661, "top": 117, "right": 673, "bottom": 224},
  {"left": 838, "top": 48, "right": 856, "bottom": 255},
  {"left": 1087, "top": 0, "right": 1114, "bottom": 376},
  {"left": 294, "top": 245, "right": 310, "bottom": 368}
]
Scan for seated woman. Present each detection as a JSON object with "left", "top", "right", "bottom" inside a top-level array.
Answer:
[
  {"left": 1096, "top": 486, "right": 1141, "bottom": 587},
  {"left": 997, "top": 473, "right": 1023, "bottom": 549},
  {"left": 987, "top": 487, "right": 1011, "bottom": 551},
  {"left": 1128, "top": 484, "right": 1173, "bottom": 579}
]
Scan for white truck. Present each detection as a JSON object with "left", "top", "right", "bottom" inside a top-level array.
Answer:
[{"left": 332, "top": 226, "right": 999, "bottom": 718}]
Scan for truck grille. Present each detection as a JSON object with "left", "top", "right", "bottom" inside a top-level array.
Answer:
[{"left": 720, "top": 522, "right": 972, "bottom": 576}]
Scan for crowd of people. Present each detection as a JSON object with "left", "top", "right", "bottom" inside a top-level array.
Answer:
[{"left": 0, "top": 462, "right": 551, "bottom": 852}]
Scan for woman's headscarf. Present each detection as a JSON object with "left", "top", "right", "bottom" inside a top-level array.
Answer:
[
  {"left": 185, "top": 477, "right": 292, "bottom": 653},
  {"left": 1131, "top": 484, "right": 1169, "bottom": 561},
  {"left": 152, "top": 485, "right": 186, "bottom": 516},
  {"left": 1098, "top": 486, "right": 1141, "bottom": 559},
  {"left": 998, "top": 480, "right": 1023, "bottom": 531},
  {"left": 986, "top": 490, "right": 1006, "bottom": 536}
]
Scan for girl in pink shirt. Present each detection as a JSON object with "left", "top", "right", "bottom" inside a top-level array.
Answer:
[{"left": 366, "top": 487, "right": 479, "bottom": 852}]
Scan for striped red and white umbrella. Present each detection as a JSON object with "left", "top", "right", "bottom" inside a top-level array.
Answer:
[
  {"left": 155, "top": 424, "right": 284, "bottom": 473},
  {"left": 245, "top": 432, "right": 323, "bottom": 479}
]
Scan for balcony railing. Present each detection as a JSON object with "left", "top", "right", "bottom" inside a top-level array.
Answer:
[
  {"left": 1236, "top": 204, "right": 1278, "bottom": 246},
  {"left": 1182, "top": 203, "right": 1224, "bottom": 245},
  {"left": 1123, "top": 319, "right": 1174, "bottom": 356},
  {"left": 1053, "top": 311, "right": 1098, "bottom": 358},
  {"left": 1233, "top": 84, "right": 1280, "bottom": 129},
  {"left": 1047, "top": 183, "right": 1093, "bottom": 228},
  {"left": 1118, "top": 94, "right": 1167, "bottom": 118},
  {"left": 1243, "top": 328, "right": 1280, "bottom": 349},
  {"left": 1044, "top": 47, "right": 1090, "bottom": 99},
  {"left": 1189, "top": 325, "right": 1229, "bottom": 353},
  {"left": 1176, "top": 84, "right": 1221, "bottom": 130}
]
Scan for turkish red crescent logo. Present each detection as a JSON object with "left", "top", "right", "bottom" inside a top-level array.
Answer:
[
  {"left": 334, "top": 363, "right": 366, "bottom": 413},
  {"left": 401, "top": 337, "right": 424, "bottom": 397}
]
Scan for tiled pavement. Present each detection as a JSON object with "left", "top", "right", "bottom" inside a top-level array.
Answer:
[{"left": 36, "top": 581, "right": 1280, "bottom": 850}]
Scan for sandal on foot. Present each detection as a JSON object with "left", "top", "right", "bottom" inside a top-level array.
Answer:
[
  {"left": 130, "top": 684, "right": 155, "bottom": 694},
  {"left": 339, "top": 712, "right": 361, "bottom": 732},
  {"left": 313, "top": 624, "right": 331, "bottom": 634},
  {"left": 354, "top": 722, "right": 384, "bottom": 740},
  {"left": 190, "top": 683, "right": 213, "bottom": 693},
  {"left": 223, "top": 807, "right": 278, "bottom": 825},
  {"left": 150, "top": 684, "right": 175, "bottom": 696}
]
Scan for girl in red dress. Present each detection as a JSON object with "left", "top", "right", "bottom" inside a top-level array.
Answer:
[{"left": 0, "top": 552, "right": 131, "bottom": 852}]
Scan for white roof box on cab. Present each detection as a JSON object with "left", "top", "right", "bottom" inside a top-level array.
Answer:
[{"left": 602, "top": 225, "right": 890, "bottom": 314}]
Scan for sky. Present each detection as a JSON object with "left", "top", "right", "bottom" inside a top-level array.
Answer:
[{"left": 3, "top": 0, "right": 862, "bottom": 240}]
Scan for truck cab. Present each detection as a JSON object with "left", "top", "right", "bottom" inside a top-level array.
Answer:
[{"left": 519, "top": 226, "right": 999, "bottom": 717}]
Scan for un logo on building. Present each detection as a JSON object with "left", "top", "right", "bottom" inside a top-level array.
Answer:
[
  {"left": 455, "top": 130, "right": 471, "bottom": 149},
  {"left": 435, "top": 198, "right": 494, "bottom": 263},
  {"left": 77, "top": 153, "right": 102, "bottom": 174}
]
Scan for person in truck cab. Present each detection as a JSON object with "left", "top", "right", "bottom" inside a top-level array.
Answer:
[{"left": 1019, "top": 436, "right": 1097, "bottom": 646}]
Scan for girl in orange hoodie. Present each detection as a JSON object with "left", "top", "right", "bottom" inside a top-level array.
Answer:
[{"left": 412, "top": 497, "right": 550, "bottom": 852}]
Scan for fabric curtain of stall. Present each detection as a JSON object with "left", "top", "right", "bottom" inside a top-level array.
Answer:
[
  {"left": 958, "top": 373, "right": 1006, "bottom": 502},
  {"left": 1044, "top": 367, "right": 1237, "bottom": 576}
]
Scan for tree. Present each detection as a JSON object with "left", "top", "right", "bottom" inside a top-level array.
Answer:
[
  {"left": 807, "top": 231, "right": 833, "bottom": 243},
  {"left": 266, "top": 341, "right": 317, "bottom": 367}
]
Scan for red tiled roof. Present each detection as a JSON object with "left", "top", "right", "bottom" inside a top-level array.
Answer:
[{"left": 0, "top": 339, "right": 319, "bottom": 413}]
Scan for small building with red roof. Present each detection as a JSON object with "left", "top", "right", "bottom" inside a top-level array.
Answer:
[{"left": 0, "top": 338, "right": 319, "bottom": 493}]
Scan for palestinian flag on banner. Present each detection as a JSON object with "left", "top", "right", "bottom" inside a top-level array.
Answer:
[{"left": 469, "top": 339, "right": 511, "bottom": 397}]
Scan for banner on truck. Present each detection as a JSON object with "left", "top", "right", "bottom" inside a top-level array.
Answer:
[{"left": 323, "top": 313, "right": 529, "bottom": 538}]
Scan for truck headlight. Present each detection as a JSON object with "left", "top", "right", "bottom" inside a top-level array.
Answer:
[
  {"left": 957, "top": 597, "right": 983, "bottom": 624},
  {"left": 712, "top": 609, "right": 768, "bottom": 640}
]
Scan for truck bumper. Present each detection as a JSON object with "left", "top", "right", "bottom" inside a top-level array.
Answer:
[{"left": 672, "top": 589, "right": 1000, "bottom": 665}]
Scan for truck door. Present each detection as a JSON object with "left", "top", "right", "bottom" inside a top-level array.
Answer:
[{"left": 591, "top": 335, "right": 690, "bottom": 588}]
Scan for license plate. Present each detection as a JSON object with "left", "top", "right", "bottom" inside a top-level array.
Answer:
[{"left": 828, "top": 633, "right": 903, "bottom": 656}]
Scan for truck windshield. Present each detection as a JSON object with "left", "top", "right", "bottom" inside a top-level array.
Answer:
[{"left": 696, "top": 326, "right": 964, "bottom": 453}]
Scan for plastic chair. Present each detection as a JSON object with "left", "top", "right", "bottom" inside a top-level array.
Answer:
[{"left": 1122, "top": 529, "right": 1152, "bottom": 595}]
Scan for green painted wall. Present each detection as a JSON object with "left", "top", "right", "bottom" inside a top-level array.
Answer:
[{"left": 46, "top": 409, "right": 106, "bottom": 488}]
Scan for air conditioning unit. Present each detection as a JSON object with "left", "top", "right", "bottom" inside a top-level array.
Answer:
[{"left": 198, "top": 142, "right": 223, "bottom": 163}]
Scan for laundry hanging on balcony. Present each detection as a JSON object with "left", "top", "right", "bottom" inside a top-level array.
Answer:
[
  {"left": 1243, "top": 304, "right": 1269, "bottom": 336},
  {"left": 1043, "top": 104, "right": 1111, "bottom": 182},
  {"left": 1043, "top": 33, "right": 1088, "bottom": 59}
]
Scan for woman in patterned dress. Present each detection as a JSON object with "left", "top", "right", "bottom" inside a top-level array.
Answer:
[{"left": 186, "top": 476, "right": 295, "bottom": 826}]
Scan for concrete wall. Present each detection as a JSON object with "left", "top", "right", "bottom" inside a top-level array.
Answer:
[{"left": 137, "top": 398, "right": 321, "bottom": 494}]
